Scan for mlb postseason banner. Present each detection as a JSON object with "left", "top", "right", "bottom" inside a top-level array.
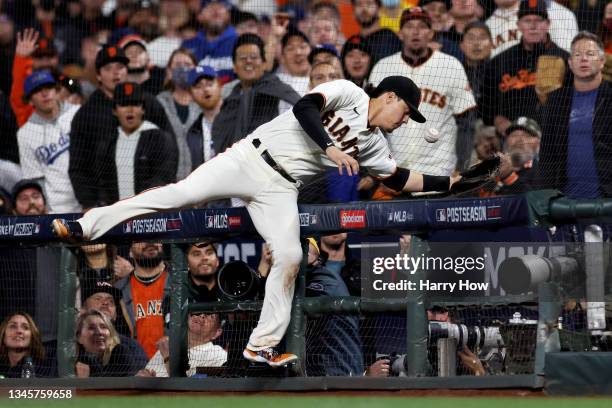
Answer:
[{"left": 0, "top": 195, "right": 530, "bottom": 244}]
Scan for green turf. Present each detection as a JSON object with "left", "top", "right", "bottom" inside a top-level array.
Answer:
[{"left": 2, "top": 396, "right": 612, "bottom": 408}]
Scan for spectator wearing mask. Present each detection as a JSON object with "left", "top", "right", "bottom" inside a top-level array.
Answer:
[
  {"left": 482, "top": 0, "right": 569, "bottom": 135},
  {"left": 212, "top": 34, "right": 300, "bottom": 155},
  {"left": 181, "top": 0, "right": 238, "bottom": 83},
  {"left": 460, "top": 21, "right": 494, "bottom": 120},
  {"left": 114, "top": 242, "right": 171, "bottom": 359},
  {"left": 69, "top": 45, "right": 172, "bottom": 209},
  {"left": 17, "top": 71, "right": 81, "bottom": 214},
  {"left": 537, "top": 31, "right": 612, "bottom": 198},
  {"left": 341, "top": 35, "right": 374, "bottom": 88},
  {"left": 157, "top": 49, "right": 201, "bottom": 180},
  {"left": 95, "top": 82, "right": 177, "bottom": 205},
  {"left": 186, "top": 66, "right": 222, "bottom": 171},
  {"left": 351, "top": 0, "right": 402, "bottom": 63},
  {"left": 0, "top": 312, "right": 54, "bottom": 378},
  {"left": 74, "top": 309, "right": 141, "bottom": 377},
  {"left": 486, "top": 0, "right": 578, "bottom": 58},
  {"left": 118, "top": 34, "right": 165, "bottom": 95}
]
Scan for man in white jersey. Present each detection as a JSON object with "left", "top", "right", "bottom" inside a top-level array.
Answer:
[
  {"left": 486, "top": 0, "right": 578, "bottom": 57},
  {"left": 369, "top": 7, "right": 477, "bottom": 176},
  {"left": 18, "top": 71, "right": 81, "bottom": 213},
  {"left": 52, "top": 75, "right": 463, "bottom": 367}
]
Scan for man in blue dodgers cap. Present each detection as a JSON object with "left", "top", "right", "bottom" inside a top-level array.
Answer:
[{"left": 181, "top": 0, "right": 237, "bottom": 84}]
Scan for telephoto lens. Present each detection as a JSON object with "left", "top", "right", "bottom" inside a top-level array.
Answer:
[{"left": 217, "top": 261, "right": 261, "bottom": 301}]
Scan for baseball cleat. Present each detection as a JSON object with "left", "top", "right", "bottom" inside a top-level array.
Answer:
[
  {"left": 51, "top": 219, "right": 84, "bottom": 243},
  {"left": 243, "top": 347, "right": 298, "bottom": 367}
]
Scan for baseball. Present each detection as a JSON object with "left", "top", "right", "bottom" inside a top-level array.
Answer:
[{"left": 424, "top": 128, "right": 440, "bottom": 143}]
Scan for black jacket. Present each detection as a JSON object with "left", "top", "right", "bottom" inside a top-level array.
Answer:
[
  {"left": 96, "top": 124, "right": 178, "bottom": 206},
  {"left": 211, "top": 72, "right": 300, "bottom": 154},
  {"left": 481, "top": 38, "right": 569, "bottom": 126},
  {"left": 0, "top": 356, "right": 55, "bottom": 378},
  {"left": 69, "top": 89, "right": 173, "bottom": 208},
  {"left": 536, "top": 80, "right": 612, "bottom": 197},
  {"left": 77, "top": 342, "right": 141, "bottom": 377},
  {"left": 186, "top": 114, "right": 208, "bottom": 171}
]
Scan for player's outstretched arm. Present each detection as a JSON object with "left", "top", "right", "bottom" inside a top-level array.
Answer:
[{"left": 379, "top": 167, "right": 460, "bottom": 193}]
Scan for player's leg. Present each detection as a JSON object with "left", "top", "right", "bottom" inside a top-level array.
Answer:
[
  {"left": 242, "top": 186, "right": 302, "bottom": 367},
  {"left": 56, "top": 146, "right": 258, "bottom": 240}
]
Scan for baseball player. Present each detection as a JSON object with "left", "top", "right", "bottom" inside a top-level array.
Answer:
[{"left": 52, "top": 75, "right": 468, "bottom": 367}]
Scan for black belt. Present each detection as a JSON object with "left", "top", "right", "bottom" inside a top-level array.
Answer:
[{"left": 252, "top": 139, "right": 298, "bottom": 185}]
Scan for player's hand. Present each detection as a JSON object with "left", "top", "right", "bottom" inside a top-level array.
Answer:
[
  {"left": 16, "top": 28, "right": 39, "bottom": 57},
  {"left": 365, "top": 359, "right": 390, "bottom": 377},
  {"left": 325, "top": 146, "right": 359, "bottom": 177}
]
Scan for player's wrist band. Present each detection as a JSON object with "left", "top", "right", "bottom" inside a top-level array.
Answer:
[{"left": 422, "top": 175, "right": 450, "bottom": 192}]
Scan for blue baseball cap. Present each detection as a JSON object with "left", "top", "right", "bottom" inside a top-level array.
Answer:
[
  {"left": 24, "top": 70, "right": 56, "bottom": 98},
  {"left": 188, "top": 66, "right": 218, "bottom": 87},
  {"left": 308, "top": 44, "right": 339, "bottom": 65}
]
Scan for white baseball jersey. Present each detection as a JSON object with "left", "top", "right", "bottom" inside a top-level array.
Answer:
[
  {"left": 18, "top": 103, "right": 81, "bottom": 213},
  {"left": 487, "top": 1, "right": 578, "bottom": 58},
  {"left": 251, "top": 79, "right": 397, "bottom": 183},
  {"left": 369, "top": 51, "right": 476, "bottom": 176}
]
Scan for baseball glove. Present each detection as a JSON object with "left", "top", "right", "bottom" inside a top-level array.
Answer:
[
  {"left": 536, "top": 55, "right": 566, "bottom": 104},
  {"left": 450, "top": 156, "right": 501, "bottom": 195}
]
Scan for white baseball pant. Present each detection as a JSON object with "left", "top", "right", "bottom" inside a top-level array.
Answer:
[{"left": 78, "top": 138, "right": 303, "bottom": 351}]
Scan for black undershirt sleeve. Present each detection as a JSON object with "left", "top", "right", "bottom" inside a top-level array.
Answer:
[
  {"left": 292, "top": 93, "right": 335, "bottom": 152},
  {"left": 381, "top": 167, "right": 411, "bottom": 191}
]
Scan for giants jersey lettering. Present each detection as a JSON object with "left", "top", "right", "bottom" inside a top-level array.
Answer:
[
  {"left": 131, "top": 271, "right": 168, "bottom": 358},
  {"left": 251, "top": 80, "right": 396, "bottom": 183},
  {"left": 369, "top": 51, "right": 476, "bottom": 176}
]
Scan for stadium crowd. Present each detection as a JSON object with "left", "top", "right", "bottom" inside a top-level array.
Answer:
[{"left": 0, "top": 0, "right": 611, "bottom": 378}]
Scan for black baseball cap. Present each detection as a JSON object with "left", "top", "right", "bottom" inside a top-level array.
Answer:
[
  {"left": 95, "top": 45, "right": 130, "bottom": 72},
  {"left": 12, "top": 179, "right": 45, "bottom": 205},
  {"left": 80, "top": 275, "right": 121, "bottom": 304},
  {"left": 113, "top": 82, "right": 145, "bottom": 107},
  {"left": 341, "top": 35, "right": 372, "bottom": 60},
  {"left": 518, "top": 0, "right": 548, "bottom": 20},
  {"left": 372, "top": 76, "right": 426, "bottom": 123}
]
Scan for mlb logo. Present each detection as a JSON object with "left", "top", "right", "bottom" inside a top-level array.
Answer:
[
  {"left": 34, "top": 224, "right": 40, "bottom": 234},
  {"left": 123, "top": 222, "right": 132, "bottom": 233},
  {"left": 435, "top": 209, "right": 446, "bottom": 222},
  {"left": 206, "top": 216, "right": 214, "bottom": 228}
]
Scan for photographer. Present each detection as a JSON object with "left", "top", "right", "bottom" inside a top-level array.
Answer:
[{"left": 365, "top": 306, "right": 486, "bottom": 377}]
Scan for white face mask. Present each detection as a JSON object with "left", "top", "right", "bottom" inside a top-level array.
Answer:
[{"left": 381, "top": 0, "right": 401, "bottom": 8}]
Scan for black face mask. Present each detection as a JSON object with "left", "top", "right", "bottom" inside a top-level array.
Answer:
[{"left": 127, "top": 66, "right": 148, "bottom": 74}]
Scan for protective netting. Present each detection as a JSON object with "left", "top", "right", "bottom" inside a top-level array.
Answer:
[
  {"left": 0, "top": 231, "right": 611, "bottom": 379},
  {"left": 1, "top": 1, "right": 610, "bottom": 216}
]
